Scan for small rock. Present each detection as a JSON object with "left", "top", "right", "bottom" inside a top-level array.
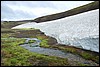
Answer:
[{"left": 48, "top": 37, "right": 57, "bottom": 45}]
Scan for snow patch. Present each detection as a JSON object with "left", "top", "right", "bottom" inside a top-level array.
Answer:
[{"left": 12, "top": 9, "right": 99, "bottom": 52}]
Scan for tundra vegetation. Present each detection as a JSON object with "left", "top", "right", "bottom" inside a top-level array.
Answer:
[{"left": 1, "top": 22, "right": 99, "bottom": 66}]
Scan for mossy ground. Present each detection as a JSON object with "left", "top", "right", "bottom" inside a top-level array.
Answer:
[
  {"left": 1, "top": 28, "right": 99, "bottom": 66},
  {"left": 37, "top": 36, "right": 50, "bottom": 48},
  {"left": 1, "top": 28, "right": 70, "bottom": 66},
  {"left": 28, "top": 40, "right": 36, "bottom": 44},
  {"left": 1, "top": 38, "right": 70, "bottom": 66},
  {"left": 36, "top": 35, "right": 99, "bottom": 64},
  {"left": 49, "top": 45, "right": 99, "bottom": 64}
]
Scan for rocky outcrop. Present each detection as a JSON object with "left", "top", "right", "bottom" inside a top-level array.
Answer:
[{"left": 47, "top": 37, "right": 57, "bottom": 45}]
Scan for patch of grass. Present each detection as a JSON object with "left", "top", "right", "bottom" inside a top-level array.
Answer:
[
  {"left": 28, "top": 54, "right": 69, "bottom": 66},
  {"left": 40, "top": 39, "right": 50, "bottom": 48},
  {"left": 80, "top": 52, "right": 99, "bottom": 63},
  {"left": 77, "top": 62, "right": 89, "bottom": 66},
  {"left": 37, "top": 36, "right": 50, "bottom": 48},
  {"left": 1, "top": 38, "right": 31, "bottom": 66},
  {"left": 28, "top": 40, "right": 35, "bottom": 43},
  {"left": 1, "top": 22, "right": 27, "bottom": 29},
  {"left": 1, "top": 28, "right": 15, "bottom": 33},
  {"left": 1, "top": 33, "right": 12, "bottom": 38},
  {"left": 51, "top": 45, "right": 77, "bottom": 54},
  {"left": 81, "top": 52, "right": 93, "bottom": 59},
  {"left": 50, "top": 45, "right": 99, "bottom": 63},
  {"left": 1, "top": 38, "right": 70, "bottom": 66},
  {"left": 1, "top": 26, "right": 98, "bottom": 66}
]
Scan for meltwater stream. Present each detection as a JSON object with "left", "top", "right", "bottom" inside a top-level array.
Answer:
[
  {"left": 20, "top": 38, "right": 69, "bottom": 58},
  {"left": 20, "top": 38, "right": 97, "bottom": 65},
  {"left": 12, "top": 9, "right": 99, "bottom": 52}
]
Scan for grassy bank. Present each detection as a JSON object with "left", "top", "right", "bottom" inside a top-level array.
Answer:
[
  {"left": 49, "top": 45, "right": 99, "bottom": 64},
  {"left": 35, "top": 34, "right": 99, "bottom": 64},
  {"left": 37, "top": 36, "right": 50, "bottom": 48},
  {"left": 1, "top": 28, "right": 99, "bottom": 66},
  {"left": 1, "top": 38, "right": 71, "bottom": 66},
  {"left": 1, "top": 28, "right": 70, "bottom": 66}
]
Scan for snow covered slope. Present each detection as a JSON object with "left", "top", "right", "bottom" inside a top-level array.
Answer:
[{"left": 12, "top": 9, "right": 99, "bottom": 52}]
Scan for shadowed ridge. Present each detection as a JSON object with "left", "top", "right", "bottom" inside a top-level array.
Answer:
[{"left": 34, "top": 1, "right": 99, "bottom": 23}]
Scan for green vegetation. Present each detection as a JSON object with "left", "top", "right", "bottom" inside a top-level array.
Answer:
[
  {"left": 1, "top": 38, "right": 70, "bottom": 66},
  {"left": 1, "top": 25, "right": 99, "bottom": 66},
  {"left": 29, "top": 40, "right": 35, "bottom": 43},
  {"left": 1, "top": 22, "right": 27, "bottom": 29},
  {"left": 1, "top": 33, "right": 12, "bottom": 38},
  {"left": 37, "top": 36, "right": 50, "bottom": 48},
  {"left": 81, "top": 52, "right": 99, "bottom": 63},
  {"left": 50, "top": 45, "right": 99, "bottom": 63},
  {"left": 77, "top": 62, "right": 89, "bottom": 66},
  {"left": 1, "top": 28, "right": 70, "bottom": 66},
  {"left": 1, "top": 28, "right": 15, "bottom": 33},
  {"left": 28, "top": 40, "right": 36, "bottom": 47}
]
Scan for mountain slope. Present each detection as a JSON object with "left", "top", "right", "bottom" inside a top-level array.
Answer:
[
  {"left": 12, "top": 9, "right": 99, "bottom": 52},
  {"left": 34, "top": 1, "right": 99, "bottom": 22}
]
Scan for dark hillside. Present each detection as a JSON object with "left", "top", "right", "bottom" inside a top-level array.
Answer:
[
  {"left": 33, "top": 1, "right": 99, "bottom": 23},
  {"left": 1, "top": 22, "right": 27, "bottom": 29}
]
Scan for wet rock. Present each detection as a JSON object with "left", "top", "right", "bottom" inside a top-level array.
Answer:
[{"left": 48, "top": 37, "right": 57, "bottom": 45}]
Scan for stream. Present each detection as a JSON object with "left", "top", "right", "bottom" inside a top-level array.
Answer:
[{"left": 20, "top": 38, "right": 98, "bottom": 65}]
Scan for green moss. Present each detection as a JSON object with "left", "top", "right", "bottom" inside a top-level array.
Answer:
[
  {"left": 1, "top": 33, "right": 11, "bottom": 38},
  {"left": 93, "top": 56, "right": 99, "bottom": 63},
  {"left": 28, "top": 40, "right": 36, "bottom": 44},
  {"left": 40, "top": 39, "right": 50, "bottom": 48},
  {"left": 50, "top": 45, "right": 99, "bottom": 63},
  {"left": 1, "top": 37, "right": 70, "bottom": 66},
  {"left": 81, "top": 52, "right": 99, "bottom": 63},
  {"left": 27, "top": 40, "right": 36, "bottom": 47},
  {"left": 77, "top": 62, "right": 89, "bottom": 66},
  {"left": 51, "top": 45, "right": 77, "bottom": 54},
  {"left": 37, "top": 36, "right": 50, "bottom": 48},
  {"left": 81, "top": 52, "right": 92, "bottom": 59},
  {"left": 1, "top": 26, "right": 98, "bottom": 66},
  {"left": 59, "top": 47, "right": 77, "bottom": 53}
]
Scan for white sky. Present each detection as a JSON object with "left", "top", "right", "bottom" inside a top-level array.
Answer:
[{"left": 1, "top": 1, "right": 94, "bottom": 21}]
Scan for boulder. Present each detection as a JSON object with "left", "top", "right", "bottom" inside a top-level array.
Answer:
[{"left": 48, "top": 37, "right": 57, "bottom": 45}]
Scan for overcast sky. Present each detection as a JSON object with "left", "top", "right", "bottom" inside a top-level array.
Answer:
[{"left": 1, "top": 1, "right": 93, "bottom": 21}]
